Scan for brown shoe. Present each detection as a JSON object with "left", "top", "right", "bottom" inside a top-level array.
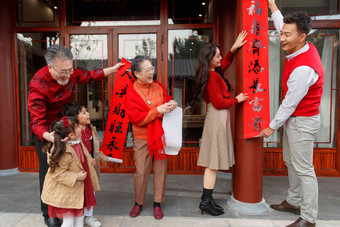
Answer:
[
  {"left": 286, "top": 217, "right": 315, "bottom": 227},
  {"left": 270, "top": 200, "right": 300, "bottom": 215}
]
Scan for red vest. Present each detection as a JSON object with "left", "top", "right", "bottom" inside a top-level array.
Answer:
[{"left": 282, "top": 43, "right": 324, "bottom": 117}]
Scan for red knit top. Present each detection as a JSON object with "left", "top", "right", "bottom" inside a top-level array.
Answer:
[{"left": 203, "top": 51, "right": 238, "bottom": 109}]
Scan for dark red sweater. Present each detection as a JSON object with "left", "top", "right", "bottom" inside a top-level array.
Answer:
[
  {"left": 282, "top": 43, "right": 324, "bottom": 117},
  {"left": 203, "top": 51, "right": 238, "bottom": 109},
  {"left": 28, "top": 66, "right": 105, "bottom": 140}
]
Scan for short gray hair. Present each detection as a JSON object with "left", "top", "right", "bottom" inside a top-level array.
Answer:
[
  {"left": 131, "top": 55, "right": 151, "bottom": 77},
  {"left": 45, "top": 45, "right": 73, "bottom": 66}
]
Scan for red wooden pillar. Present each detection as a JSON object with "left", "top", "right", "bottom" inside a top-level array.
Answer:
[
  {"left": 226, "top": 0, "right": 268, "bottom": 213},
  {"left": 0, "top": 0, "right": 18, "bottom": 174}
]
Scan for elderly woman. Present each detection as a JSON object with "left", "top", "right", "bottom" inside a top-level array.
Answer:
[{"left": 125, "top": 56, "right": 177, "bottom": 220}]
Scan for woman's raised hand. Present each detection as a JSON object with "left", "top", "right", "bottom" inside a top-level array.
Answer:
[
  {"left": 236, "top": 92, "right": 249, "bottom": 103},
  {"left": 231, "top": 30, "right": 248, "bottom": 53}
]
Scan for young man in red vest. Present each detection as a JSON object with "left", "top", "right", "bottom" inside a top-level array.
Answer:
[{"left": 260, "top": 1, "right": 324, "bottom": 227}]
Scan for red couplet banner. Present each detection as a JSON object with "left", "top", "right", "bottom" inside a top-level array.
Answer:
[
  {"left": 242, "top": 0, "right": 270, "bottom": 138},
  {"left": 102, "top": 58, "right": 132, "bottom": 160}
]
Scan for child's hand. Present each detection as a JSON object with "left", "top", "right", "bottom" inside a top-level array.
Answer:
[
  {"left": 76, "top": 171, "right": 87, "bottom": 181},
  {"left": 91, "top": 159, "right": 96, "bottom": 167}
]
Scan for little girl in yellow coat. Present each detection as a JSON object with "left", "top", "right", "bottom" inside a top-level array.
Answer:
[{"left": 41, "top": 116, "right": 100, "bottom": 227}]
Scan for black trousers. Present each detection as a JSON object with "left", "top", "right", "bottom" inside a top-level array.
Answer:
[{"left": 34, "top": 134, "right": 49, "bottom": 217}]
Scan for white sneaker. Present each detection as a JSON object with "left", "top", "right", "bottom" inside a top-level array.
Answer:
[{"left": 84, "top": 216, "right": 102, "bottom": 227}]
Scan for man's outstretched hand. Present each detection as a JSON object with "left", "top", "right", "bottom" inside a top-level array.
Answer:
[{"left": 259, "top": 127, "right": 275, "bottom": 138}]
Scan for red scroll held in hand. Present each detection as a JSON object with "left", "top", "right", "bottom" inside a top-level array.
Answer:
[{"left": 102, "top": 58, "right": 132, "bottom": 161}]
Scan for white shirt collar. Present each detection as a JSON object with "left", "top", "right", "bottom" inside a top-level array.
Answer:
[
  {"left": 286, "top": 42, "right": 309, "bottom": 61},
  {"left": 67, "top": 138, "right": 81, "bottom": 145}
]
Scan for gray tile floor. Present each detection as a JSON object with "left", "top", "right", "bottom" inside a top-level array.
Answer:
[{"left": 1, "top": 172, "right": 340, "bottom": 227}]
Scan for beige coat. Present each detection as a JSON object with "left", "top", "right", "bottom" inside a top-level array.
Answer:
[
  {"left": 41, "top": 142, "right": 100, "bottom": 209},
  {"left": 90, "top": 124, "right": 108, "bottom": 178}
]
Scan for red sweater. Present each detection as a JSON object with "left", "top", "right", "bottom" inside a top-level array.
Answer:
[
  {"left": 282, "top": 43, "right": 324, "bottom": 117},
  {"left": 28, "top": 66, "right": 105, "bottom": 140},
  {"left": 203, "top": 51, "right": 238, "bottom": 109}
]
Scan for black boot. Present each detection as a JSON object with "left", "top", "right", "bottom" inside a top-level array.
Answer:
[
  {"left": 47, "top": 218, "right": 61, "bottom": 227},
  {"left": 200, "top": 188, "right": 224, "bottom": 211},
  {"left": 199, "top": 188, "right": 224, "bottom": 216},
  {"left": 43, "top": 214, "right": 49, "bottom": 226}
]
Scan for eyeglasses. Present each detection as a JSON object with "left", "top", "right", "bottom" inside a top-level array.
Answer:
[
  {"left": 140, "top": 66, "right": 155, "bottom": 73},
  {"left": 51, "top": 66, "right": 74, "bottom": 75}
]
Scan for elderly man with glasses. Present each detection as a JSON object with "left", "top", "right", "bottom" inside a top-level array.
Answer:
[{"left": 27, "top": 45, "right": 123, "bottom": 227}]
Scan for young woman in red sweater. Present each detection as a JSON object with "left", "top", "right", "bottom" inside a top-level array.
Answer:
[{"left": 191, "top": 31, "right": 249, "bottom": 216}]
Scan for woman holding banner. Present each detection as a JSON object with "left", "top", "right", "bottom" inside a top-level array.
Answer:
[
  {"left": 191, "top": 32, "right": 248, "bottom": 216},
  {"left": 125, "top": 56, "right": 177, "bottom": 220}
]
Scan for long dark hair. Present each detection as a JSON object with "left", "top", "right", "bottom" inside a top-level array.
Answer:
[
  {"left": 191, "top": 43, "right": 232, "bottom": 109},
  {"left": 42, "top": 116, "right": 79, "bottom": 172}
]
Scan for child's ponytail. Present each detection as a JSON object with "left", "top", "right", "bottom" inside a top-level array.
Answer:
[{"left": 43, "top": 116, "right": 79, "bottom": 172}]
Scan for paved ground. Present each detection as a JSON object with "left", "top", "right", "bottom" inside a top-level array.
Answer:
[{"left": 1, "top": 172, "right": 340, "bottom": 227}]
